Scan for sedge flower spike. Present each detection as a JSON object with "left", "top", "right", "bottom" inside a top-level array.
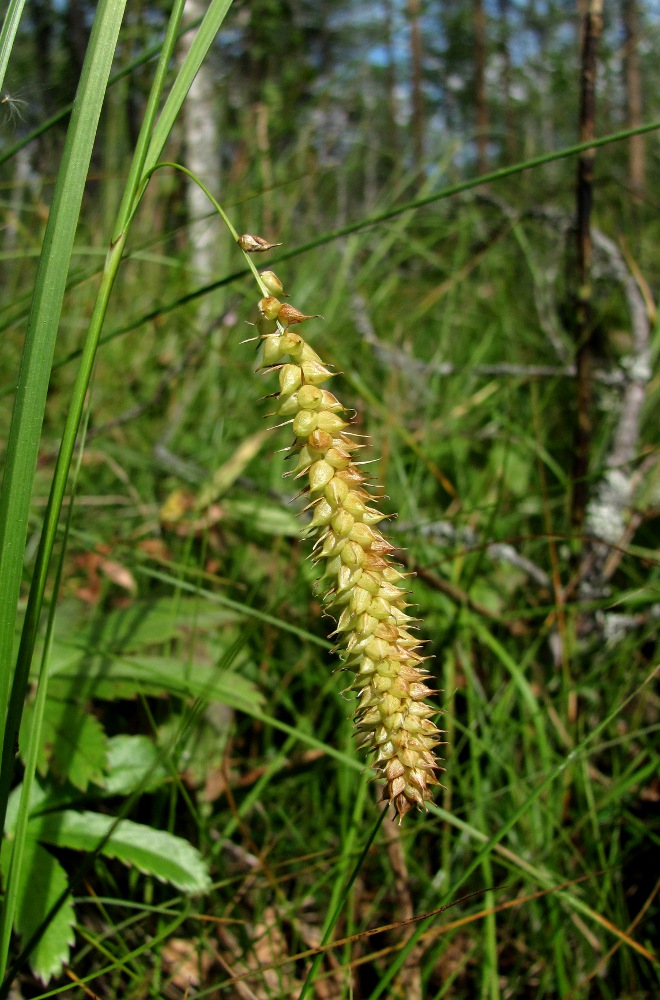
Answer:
[{"left": 250, "top": 268, "right": 443, "bottom": 819}]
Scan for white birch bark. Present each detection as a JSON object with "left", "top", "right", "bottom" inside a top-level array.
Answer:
[{"left": 179, "top": 0, "right": 221, "bottom": 309}]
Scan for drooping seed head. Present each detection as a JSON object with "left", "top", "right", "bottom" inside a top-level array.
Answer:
[
  {"left": 247, "top": 277, "right": 443, "bottom": 818},
  {"left": 260, "top": 270, "right": 285, "bottom": 295}
]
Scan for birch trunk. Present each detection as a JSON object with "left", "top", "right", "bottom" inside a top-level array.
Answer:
[{"left": 179, "top": 0, "right": 222, "bottom": 316}]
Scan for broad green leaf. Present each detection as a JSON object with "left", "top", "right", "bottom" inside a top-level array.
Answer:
[
  {"left": 19, "top": 697, "right": 107, "bottom": 792},
  {"left": 103, "top": 735, "right": 168, "bottom": 795},
  {"left": 0, "top": 836, "right": 75, "bottom": 982},
  {"left": 4, "top": 779, "right": 83, "bottom": 836},
  {"left": 30, "top": 811, "right": 210, "bottom": 893},
  {"left": 49, "top": 653, "right": 261, "bottom": 711},
  {"left": 52, "top": 597, "right": 241, "bottom": 654}
]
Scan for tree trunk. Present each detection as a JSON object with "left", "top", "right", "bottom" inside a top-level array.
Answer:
[
  {"left": 3, "top": 147, "right": 33, "bottom": 257},
  {"left": 179, "top": 0, "right": 221, "bottom": 315},
  {"left": 30, "top": 0, "right": 53, "bottom": 117},
  {"left": 383, "top": 0, "right": 400, "bottom": 170},
  {"left": 67, "top": 0, "right": 89, "bottom": 86},
  {"left": 622, "top": 0, "right": 645, "bottom": 202},
  {"left": 474, "top": 0, "right": 489, "bottom": 173},
  {"left": 407, "top": 0, "right": 424, "bottom": 172},
  {"left": 571, "top": 0, "right": 603, "bottom": 535},
  {"left": 497, "top": 0, "right": 515, "bottom": 161}
]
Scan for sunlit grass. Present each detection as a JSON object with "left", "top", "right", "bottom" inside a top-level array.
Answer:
[{"left": 0, "top": 14, "right": 658, "bottom": 994}]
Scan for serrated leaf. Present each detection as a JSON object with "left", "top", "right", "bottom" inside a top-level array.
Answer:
[
  {"left": 19, "top": 696, "right": 107, "bottom": 792},
  {"left": 103, "top": 735, "right": 168, "bottom": 795},
  {"left": 30, "top": 811, "right": 211, "bottom": 893},
  {"left": 1, "top": 836, "right": 75, "bottom": 981},
  {"left": 28, "top": 631, "right": 83, "bottom": 680}
]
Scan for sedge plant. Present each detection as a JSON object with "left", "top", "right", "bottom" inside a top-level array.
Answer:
[
  {"left": 2, "top": 12, "right": 657, "bottom": 985},
  {"left": 231, "top": 230, "right": 445, "bottom": 819}
]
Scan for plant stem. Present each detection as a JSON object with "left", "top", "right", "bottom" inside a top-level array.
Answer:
[{"left": 298, "top": 805, "right": 387, "bottom": 1000}]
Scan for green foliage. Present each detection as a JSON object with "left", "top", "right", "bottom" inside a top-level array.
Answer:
[
  {"left": 17, "top": 593, "right": 262, "bottom": 792},
  {"left": 19, "top": 696, "right": 107, "bottom": 793},
  {"left": 1, "top": 0, "right": 659, "bottom": 996},
  {"left": 0, "top": 835, "right": 75, "bottom": 984},
  {"left": 103, "top": 735, "right": 168, "bottom": 796},
  {"left": 2, "top": 776, "right": 210, "bottom": 981},
  {"left": 29, "top": 811, "right": 211, "bottom": 894}
]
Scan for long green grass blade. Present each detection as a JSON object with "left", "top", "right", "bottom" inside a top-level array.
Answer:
[
  {"left": 364, "top": 669, "right": 655, "bottom": 999},
  {"left": 0, "top": 0, "right": 128, "bottom": 976},
  {"left": 0, "top": 0, "right": 27, "bottom": 94},
  {"left": 0, "top": 0, "right": 232, "bottom": 831},
  {"left": 0, "top": 0, "right": 127, "bottom": 741},
  {"left": 141, "top": 0, "right": 233, "bottom": 180},
  {"left": 1, "top": 2, "right": 236, "bottom": 976},
  {"left": 0, "top": 402, "right": 90, "bottom": 982}
]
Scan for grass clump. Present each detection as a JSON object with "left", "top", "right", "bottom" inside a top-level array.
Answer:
[{"left": 1, "top": 7, "right": 659, "bottom": 993}]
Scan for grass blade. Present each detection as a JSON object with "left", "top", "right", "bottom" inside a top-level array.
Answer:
[
  {"left": 0, "top": 0, "right": 27, "bottom": 94},
  {"left": 0, "top": 0, "right": 128, "bottom": 977}
]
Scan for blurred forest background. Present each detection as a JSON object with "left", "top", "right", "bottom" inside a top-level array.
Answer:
[{"left": 0, "top": 0, "right": 659, "bottom": 997}]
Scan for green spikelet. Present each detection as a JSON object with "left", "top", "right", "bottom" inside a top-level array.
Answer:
[{"left": 251, "top": 282, "right": 443, "bottom": 819}]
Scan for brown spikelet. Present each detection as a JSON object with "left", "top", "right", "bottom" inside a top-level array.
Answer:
[
  {"left": 276, "top": 303, "right": 322, "bottom": 327},
  {"left": 248, "top": 305, "right": 444, "bottom": 819},
  {"left": 237, "top": 233, "right": 283, "bottom": 252}
]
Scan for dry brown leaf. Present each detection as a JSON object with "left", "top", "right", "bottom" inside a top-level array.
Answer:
[{"left": 161, "top": 936, "right": 212, "bottom": 993}]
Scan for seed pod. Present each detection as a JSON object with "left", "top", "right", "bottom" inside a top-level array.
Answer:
[
  {"left": 279, "top": 331, "right": 305, "bottom": 358},
  {"left": 262, "top": 334, "right": 284, "bottom": 365},
  {"left": 260, "top": 270, "right": 285, "bottom": 295},
  {"left": 259, "top": 296, "right": 282, "bottom": 321},
  {"left": 277, "top": 303, "right": 321, "bottom": 327},
  {"left": 297, "top": 385, "right": 324, "bottom": 410},
  {"left": 237, "top": 233, "right": 282, "bottom": 252}
]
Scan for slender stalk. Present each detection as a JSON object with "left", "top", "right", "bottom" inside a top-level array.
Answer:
[
  {"left": 0, "top": 406, "right": 90, "bottom": 982},
  {"left": 1, "top": 120, "right": 657, "bottom": 395},
  {"left": 107, "top": 119, "right": 660, "bottom": 346},
  {"left": 298, "top": 805, "right": 386, "bottom": 1000},
  {"left": 0, "top": 0, "right": 128, "bottom": 818},
  {"left": 0, "top": 0, "right": 189, "bottom": 845},
  {"left": 0, "top": 9, "right": 238, "bottom": 981},
  {"left": 0, "top": 0, "right": 130, "bottom": 977},
  {"left": 0, "top": 0, "right": 237, "bottom": 841},
  {"left": 0, "top": 0, "right": 27, "bottom": 95}
]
